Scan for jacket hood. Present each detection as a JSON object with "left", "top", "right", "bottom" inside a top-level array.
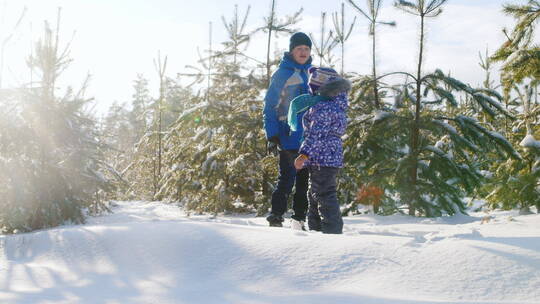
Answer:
[
  {"left": 280, "top": 52, "right": 313, "bottom": 70},
  {"left": 319, "top": 78, "right": 351, "bottom": 98}
]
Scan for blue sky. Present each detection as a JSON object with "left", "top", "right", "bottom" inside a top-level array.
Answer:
[{"left": 1, "top": 0, "right": 534, "bottom": 114}]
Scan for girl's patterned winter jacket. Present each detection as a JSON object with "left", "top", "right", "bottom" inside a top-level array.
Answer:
[{"left": 298, "top": 78, "right": 351, "bottom": 168}]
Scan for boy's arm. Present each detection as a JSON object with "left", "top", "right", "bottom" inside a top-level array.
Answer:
[{"left": 263, "top": 70, "right": 287, "bottom": 140}]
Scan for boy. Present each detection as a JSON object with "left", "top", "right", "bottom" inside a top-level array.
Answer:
[{"left": 263, "top": 32, "right": 312, "bottom": 229}]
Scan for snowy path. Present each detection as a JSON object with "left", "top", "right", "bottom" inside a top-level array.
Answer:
[{"left": 1, "top": 201, "right": 539, "bottom": 304}]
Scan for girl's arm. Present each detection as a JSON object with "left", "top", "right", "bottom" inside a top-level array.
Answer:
[{"left": 298, "top": 107, "right": 333, "bottom": 158}]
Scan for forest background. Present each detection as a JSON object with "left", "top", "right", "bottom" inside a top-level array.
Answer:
[{"left": 1, "top": 0, "right": 539, "bottom": 233}]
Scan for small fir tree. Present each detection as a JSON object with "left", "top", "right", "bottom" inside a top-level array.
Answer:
[
  {"left": 256, "top": 0, "right": 302, "bottom": 86},
  {"left": 485, "top": 0, "right": 540, "bottom": 213},
  {"left": 341, "top": 0, "right": 521, "bottom": 217},
  {"left": 0, "top": 12, "right": 112, "bottom": 232},
  {"left": 157, "top": 5, "right": 269, "bottom": 215},
  {"left": 347, "top": 0, "right": 396, "bottom": 108},
  {"left": 332, "top": 2, "right": 357, "bottom": 76},
  {"left": 309, "top": 12, "right": 339, "bottom": 67}
]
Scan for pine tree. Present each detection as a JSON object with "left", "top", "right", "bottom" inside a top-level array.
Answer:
[
  {"left": 157, "top": 5, "right": 269, "bottom": 215},
  {"left": 99, "top": 101, "right": 133, "bottom": 199},
  {"left": 152, "top": 53, "right": 168, "bottom": 196},
  {"left": 484, "top": 81, "right": 540, "bottom": 214},
  {"left": 130, "top": 73, "right": 152, "bottom": 141},
  {"left": 124, "top": 55, "right": 168, "bottom": 200},
  {"left": 342, "top": 0, "right": 521, "bottom": 217},
  {"left": 310, "top": 12, "right": 338, "bottom": 67},
  {"left": 491, "top": 0, "right": 540, "bottom": 94},
  {"left": 0, "top": 11, "right": 112, "bottom": 232},
  {"left": 257, "top": 0, "right": 303, "bottom": 86},
  {"left": 347, "top": 0, "right": 395, "bottom": 108},
  {"left": 332, "top": 2, "right": 357, "bottom": 76},
  {"left": 484, "top": 0, "right": 540, "bottom": 213}
]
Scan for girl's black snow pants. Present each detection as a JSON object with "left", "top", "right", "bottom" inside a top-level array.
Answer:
[{"left": 307, "top": 166, "right": 343, "bottom": 234}]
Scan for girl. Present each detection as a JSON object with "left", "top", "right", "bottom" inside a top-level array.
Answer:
[{"left": 289, "top": 67, "right": 350, "bottom": 234}]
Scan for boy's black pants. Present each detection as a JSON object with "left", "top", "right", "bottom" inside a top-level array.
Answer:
[{"left": 270, "top": 150, "right": 309, "bottom": 221}]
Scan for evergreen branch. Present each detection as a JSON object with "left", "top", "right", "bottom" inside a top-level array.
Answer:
[
  {"left": 424, "top": 69, "right": 472, "bottom": 93},
  {"left": 474, "top": 88, "right": 503, "bottom": 101},
  {"left": 456, "top": 115, "right": 521, "bottom": 160},
  {"left": 425, "top": 0, "right": 448, "bottom": 16},
  {"left": 374, "top": 0, "right": 384, "bottom": 19},
  {"left": 255, "top": 7, "right": 303, "bottom": 36},
  {"left": 431, "top": 119, "right": 480, "bottom": 152},
  {"left": 240, "top": 5, "right": 251, "bottom": 34},
  {"left": 394, "top": 0, "right": 421, "bottom": 16},
  {"left": 472, "top": 91, "right": 514, "bottom": 119},
  {"left": 347, "top": 0, "right": 373, "bottom": 21},
  {"left": 421, "top": 99, "right": 443, "bottom": 105},
  {"left": 376, "top": 21, "right": 397, "bottom": 26},
  {"left": 425, "top": 8, "right": 443, "bottom": 18},
  {"left": 426, "top": 84, "right": 458, "bottom": 107},
  {"left": 377, "top": 71, "right": 418, "bottom": 82}
]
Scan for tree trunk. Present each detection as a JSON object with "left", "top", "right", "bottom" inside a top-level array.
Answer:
[
  {"left": 207, "top": 22, "right": 212, "bottom": 101},
  {"left": 266, "top": 0, "right": 275, "bottom": 87},
  {"left": 153, "top": 54, "right": 167, "bottom": 198},
  {"left": 372, "top": 21, "right": 380, "bottom": 109},
  {"left": 409, "top": 13, "right": 425, "bottom": 216},
  {"left": 341, "top": 3, "right": 345, "bottom": 76}
]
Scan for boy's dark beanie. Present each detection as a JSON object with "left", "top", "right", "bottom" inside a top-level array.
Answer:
[{"left": 289, "top": 32, "right": 312, "bottom": 52}]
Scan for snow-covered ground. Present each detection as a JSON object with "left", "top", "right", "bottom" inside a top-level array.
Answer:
[{"left": 1, "top": 201, "right": 539, "bottom": 304}]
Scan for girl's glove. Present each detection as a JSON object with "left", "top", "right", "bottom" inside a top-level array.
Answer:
[{"left": 294, "top": 154, "right": 308, "bottom": 170}]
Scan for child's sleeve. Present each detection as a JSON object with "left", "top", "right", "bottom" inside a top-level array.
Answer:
[
  {"left": 299, "top": 108, "right": 333, "bottom": 158},
  {"left": 263, "top": 70, "right": 287, "bottom": 139},
  {"left": 287, "top": 94, "right": 307, "bottom": 132}
]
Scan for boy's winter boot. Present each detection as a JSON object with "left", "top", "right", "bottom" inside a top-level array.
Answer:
[
  {"left": 290, "top": 219, "right": 306, "bottom": 231},
  {"left": 266, "top": 213, "right": 284, "bottom": 227}
]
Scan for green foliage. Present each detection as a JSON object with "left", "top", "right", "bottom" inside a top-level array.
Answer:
[
  {"left": 394, "top": 0, "right": 448, "bottom": 17},
  {"left": 486, "top": 148, "right": 540, "bottom": 212},
  {"left": 492, "top": 0, "right": 540, "bottom": 87},
  {"left": 484, "top": 1, "right": 540, "bottom": 213},
  {"left": 483, "top": 82, "right": 540, "bottom": 212},
  {"left": 155, "top": 5, "right": 274, "bottom": 215},
  {"left": 0, "top": 20, "right": 112, "bottom": 232},
  {"left": 342, "top": 68, "right": 520, "bottom": 217},
  {"left": 120, "top": 75, "right": 192, "bottom": 200},
  {"left": 7, "top": 1, "right": 540, "bottom": 228},
  {"left": 157, "top": 91, "right": 268, "bottom": 213},
  {"left": 341, "top": 0, "right": 518, "bottom": 217}
]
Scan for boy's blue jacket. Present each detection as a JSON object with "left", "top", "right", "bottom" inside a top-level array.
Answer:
[{"left": 263, "top": 52, "right": 312, "bottom": 150}]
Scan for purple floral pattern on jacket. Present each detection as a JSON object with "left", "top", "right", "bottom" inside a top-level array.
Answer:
[{"left": 299, "top": 91, "right": 348, "bottom": 168}]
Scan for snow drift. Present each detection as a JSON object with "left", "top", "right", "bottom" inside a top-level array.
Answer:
[{"left": 1, "top": 201, "right": 539, "bottom": 304}]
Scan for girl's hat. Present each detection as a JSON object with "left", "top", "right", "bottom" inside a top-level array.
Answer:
[{"left": 308, "top": 67, "right": 340, "bottom": 94}]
